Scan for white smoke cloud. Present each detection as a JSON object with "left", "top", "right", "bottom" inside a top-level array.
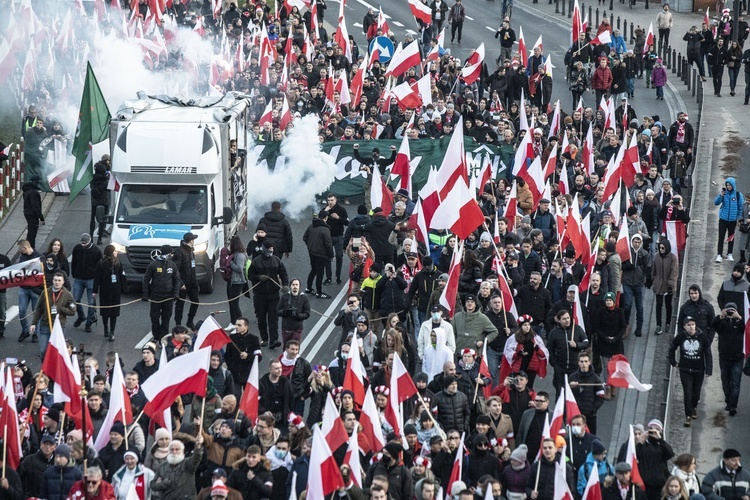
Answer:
[{"left": 246, "top": 115, "right": 336, "bottom": 220}]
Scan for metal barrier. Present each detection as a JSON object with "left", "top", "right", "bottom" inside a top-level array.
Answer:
[{"left": 0, "top": 142, "right": 23, "bottom": 220}]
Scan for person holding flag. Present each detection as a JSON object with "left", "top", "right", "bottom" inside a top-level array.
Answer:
[
  {"left": 547, "top": 309, "right": 589, "bottom": 397},
  {"left": 29, "top": 272, "right": 76, "bottom": 359},
  {"left": 525, "top": 438, "right": 575, "bottom": 500},
  {"left": 568, "top": 352, "right": 606, "bottom": 434},
  {"left": 602, "top": 463, "right": 648, "bottom": 500}
]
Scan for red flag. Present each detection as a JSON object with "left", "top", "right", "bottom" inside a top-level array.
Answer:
[
  {"left": 322, "top": 392, "right": 349, "bottom": 452},
  {"left": 0, "top": 367, "right": 22, "bottom": 469},
  {"left": 626, "top": 424, "right": 644, "bottom": 487},
  {"left": 572, "top": 0, "right": 582, "bottom": 44},
  {"left": 141, "top": 347, "right": 211, "bottom": 419},
  {"left": 42, "top": 317, "right": 83, "bottom": 418},
  {"left": 370, "top": 165, "right": 393, "bottom": 214},
  {"left": 549, "top": 375, "right": 584, "bottom": 438},
  {"left": 608, "top": 355, "right": 653, "bottom": 391},
  {"left": 344, "top": 423, "right": 363, "bottom": 487},
  {"left": 94, "top": 353, "right": 131, "bottom": 450},
  {"left": 431, "top": 177, "right": 485, "bottom": 240},
  {"left": 445, "top": 432, "right": 467, "bottom": 497},
  {"left": 195, "top": 315, "right": 232, "bottom": 351},
  {"left": 386, "top": 353, "right": 418, "bottom": 444},
  {"left": 439, "top": 240, "right": 464, "bottom": 317},
  {"left": 360, "top": 388, "right": 386, "bottom": 454},
  {"left": 238, "top": 355, "right": 260, "bottom": 423},
  {"left": 0, "top": 258, "right": 44, "bottom": 290},
  {"left": 308, "top": 426, "right": 346, "bottom": 498},
  {"left": 478, "top": 341, "right": 493, "bottom": 399},
  {"left": 503, "top": 181, "right": 518, "bottom": 232},
  {"left": 517, "top": 26, "right": 527, "bottom": 66},
  {"left": 435, "top": 122, "right": 468, "bottom": 200},
  {"left": 461, "top": 43, "right": 485, "bottom": 85},
  {"left": 581, "top": 456, "right": 603, "bottom": 500},
  {"left": 615, "top": 218, "right": 632, "bottom": 265},
  {"left": 342, "top": 347, "right": 368, "bottom": 407}
]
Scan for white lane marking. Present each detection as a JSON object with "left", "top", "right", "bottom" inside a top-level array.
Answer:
[
  {"left": 486, "top": 26, "right": 496, "bottom": 31},
  {"left": 405, "top": 29, "right": 418, "bottom": 35},
  {"left": 352, "top": 0, "right": 391, "bottom": 17},
  {"left": 305, "top": 314, "right": 340, "bottom": 363},
  {"left": 5, "top": 305, "right": 19, "bottom": 322},
  {"left": 135, "top": 331, "right": 153, "bottom": 349},
  {"left": 465, "top": 15, "right": 474, "bottom": 20},
  {"left": 300, "top": 285, "right": 348, "bottom": 357},
  {"left": 393, "top": 21, "right": 404, "bottom": 27},
  {"left": 353, "top": 22, "right": 363, "bottom": 27}
]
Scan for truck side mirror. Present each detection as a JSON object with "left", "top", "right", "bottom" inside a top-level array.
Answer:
[
  {"left": 213, "top": 206, "right": 234, "bottom": 227},
  {"left": 96, "top": 205, "right": 113, "bottom": 224}
]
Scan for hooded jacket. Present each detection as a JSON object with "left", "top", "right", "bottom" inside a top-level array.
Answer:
[
  {"left": 677, "top": 285, "right": 716, "bottom": 334},
  {"left": 651, "top": 239, "right": 679, "bottom": 294},
  {"left": 717, "top": 265, "right": 750, "bottom": 310},
  {"left": 71, "top": 241, "right": 103, "bottom": 280},
  {"left": 303, "top": 218, "right": 334, "bottom": 258},
  {"left": 172, "top": 240, "right": 197, "bottom": 287},
  {"left": 621, "top": 236, "right": 651, "bottom": 287},
  {"left": 714, "top": 177, "right": 744, "bottom": 222},
  {"left": 258, "top": 210, "right": 294, "bottom": 254},
  {"left": 576, "top": 453, "right": 614, "bottom": 495},
  {"left": 361, "top": 214, "right": 397, "bottom": 258},
  {"left": 407, "top": 266, "right": 442, "bottom": 312},
  {"left": 712, "top": 312, "right": 746, "bottom": 361},
  {"left": 90, "top": 163, "right": 110, "bottom": 207},
  {"left": 453, "top": 309, "right": 499, "bottom": 352},
  {"left": 22, "top": 180, "right": 44, "bottom": 220}
]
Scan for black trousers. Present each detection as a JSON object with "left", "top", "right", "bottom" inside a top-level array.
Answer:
[
  {"left": 174, "top": 283, "right": 199, "bottom": 326},
  {"left": 89, "top": 203, "right": 109, "bottom": 239},
  {"left": 325, "top": 236, "right": 344, "bottom": 281},
  {"left": 658, "top": 28, "right": 670, "bottom": 52},
  {"left": 25, "top": 215, "right": 39, "bottom": 249},
  {"left": 679, "top": 369, "right": 705, "bottom": 418},
  {"left": 718, "top": 219, "right": 737, "bottom": 255},
  {"left": 584, "top": 413, "right": 598, "bottom": 435},
  {"left": 227, "top": 283, "right": 245, "bottom": 323},
  {"left": 451, "top": 21, "right": 463, "bottom": 43},
  {"left": 712, "top": 66, "right": 724, "bottom": 94},
  {"left": 253, "top": 292, "right": 280, "bottom": 343},
  {"left": 307, "top": 255, "right": 327, "bottom": 294},
  {"left": 150, "top": 298, "right": 174, "bottom": 341}
]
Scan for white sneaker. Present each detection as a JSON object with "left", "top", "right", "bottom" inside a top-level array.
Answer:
[
  {"left": 727, "top": 254, "right": 735, "bottom": 262},
  {"left": 716, "top": 255, "right": 723, "bottom": 263}
]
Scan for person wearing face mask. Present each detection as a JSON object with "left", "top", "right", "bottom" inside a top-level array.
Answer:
[
  {"left": 566, "top": 414, "right": 599, "bottom": 475},
  {"left": 364, "top": 441, "right": 413, "bottom": 500},
  {"left": 265, "top": 436, "right": 293, "bottom": 500},
  {"left": 418, "top": 305, "right": 456, "bottom": 361},
  {"left": 576, "top": 439, "right": 614, "bottom": 495},
  {"left": 568, "top": 352, "right": 605, "bottom": 435},
  {"left": 466, "top": 436, "right": 502, "bottom": 489}
]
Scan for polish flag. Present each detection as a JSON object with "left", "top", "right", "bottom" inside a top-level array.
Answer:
[
  {"left": 0, "top": 367, "right": 22, "bottom": 468},
  {"left": 517, "top": 156, "right": 546, "bottom": 206},
  {"left": 621, "top": 132, "right": 640, "bottom": 188},
  {"left": 307, "top": 426, "right": 346, "bottom": 499},
  {"left": 519, "top": 89, "right": 530, "bottom": 132},
  {"left": 581, "top": 456, "right": 603, "bottom": 500},
  {"left": 94, "top": 353, "right": 133, "bottom": 451},
  {"left": 153, "top": 346, "right": 173, "bottom": 439},
  {"left": 279, "top": 95, "right": 293, "bottom": 130},
  {"left": 333, "top": 15, "right": 352, "bottom": 63},
  {"left": 554, "top": 449, "right": 575, "bottom": 500},
  {"left": 512, "top": 126, "right": 534, "bottom": 175},
  {"left": 590, "top": 30, "right": 611, "bottom": 46},
  {"left": 549, "top": 375, "right": 584, "bottom": 438},
  {"left": 572, "top": 290, "right": 587, "bottom": 333},
  {"left": 391, "top": 134, "right": 412, "bottom": 197},
  {"left": 431, "top": 177, "right": 485, "bottom": 240},
  {"left": 582, "top": 124, "right": 595, "bottom": 175},
  {"left": 615, "top": 217, "right": 632, "bottom": 264},
  {"left": 310, "top": 0, "right": 320, "bottom": 41},
  {"left": 344, "top": 423, "right": 363, "bottom": 487},
  {"left": 360, "top": 388, "right": 386, "bottom": 454},
  {"left": 558, "top": 162, "right": 572, "bottom": 196},
  {"left": 436, "top": 125, "right": 468, "bottom": 200},
  {"left": 567, "top": 197, "right": 589, "bottom": 262},
  {"left": 665, "top": 220, "right": 686, "bottom": 256},
  {"left": 536, "top": 413, "right": 552, "bottom": 460},
  {"left": 195, "top": 315, "right": 232, "bottom": 351},
  {"left": 607, "top": 355, "right": 653, "bottom": 391},
  {"left": 409, "top": 198, "right": 430, "bottom": 245},
  {"left": 392, "top": 79, "right": 423, "bottom": 109},
  {"left": 743, "top": 292, "right": 750, "bottom": 358},
  {"left": 322, "top": 392, "right": 349, "bottom": 452},
  {"left": 461, "top": 43, "right": 485, "bottom": 85},
  {"left": 386, "top": 353, "right": 419, "bottom": 445},
  {"left": 335, "top": 75, "right": 352, "bottom": 106},
  {"left": 531, "top": 35, "right": 543, "bottom": 59},
  {"left": 602, "top": 144, "right": 625, "bottom": 201},
  {"left": 478, "top": 341, "right": 493, "bottom": 399},
  {"left": 350, "top": 68, "right": 365, "bottom": 107},
  {"left": 579, "top": 245, "right": 598, "bottom": 292},
  {"left": 503, "top": 180, "right": 518, "bottom": 232},
  {"left": 517, "top": 26, "right": 527, "bottom": 68},
  {"left": 42, "top": 317, "right": 83, "bottom": 418},
  {"left": 572, "top": 0, "right": 582, "bottom": 44},
  {"left": 367, "top": 46, "right": 380, "bottom": 70},
  {"left": 142, "top": 347, "right": 211, "bottom": 419},
  {"left": 626, "top": 424, "right": 644, "bottom": 487},
  {"left": 445, "top": 432, "right": 467, "bottom": 498},
  {"left": 257, "top": 99, "right": 274, "bottom": 127},
  {"left": 548, "top": 101, "right": 561, "bottom": 140},
  {"left": 496, "top": 271, "right": 518, "bottom": 317},
  {"left": 377, "top": 6, "right": 390, "bottom": 34},
  {"left": 238, "top": 355, "right": 260, "bottom": 423},
  {"left": 343, "top": 343, "right": 368, "bottom": 407},
  {"left": 370, "top": 165, "right": 394, "bottom": 215},
  {"left": 385, "top": 40, "right": 421, "bottom": 78},
  {"left": 439, "top": 240, "right": 464, "bottom": 317},
  {"left": 419, "top": 167, "right": 441, "bottom": 227},
  {"left": 407, "top": 0, "right": 433, "bottom": 24},
  {"left": 644, "top": 22, "right": 654, "bottom": 54}
]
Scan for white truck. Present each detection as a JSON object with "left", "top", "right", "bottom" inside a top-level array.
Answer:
[{"left": 104, "top": 92, "right": 250, "bottom": 293}]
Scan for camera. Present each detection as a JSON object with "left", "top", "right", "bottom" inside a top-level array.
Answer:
[
  {"left": 507, "top": 376, "right": 519, "bottom": 386},
  {"left": 352, "top": 237, "right": 361, "bottom": 252}
]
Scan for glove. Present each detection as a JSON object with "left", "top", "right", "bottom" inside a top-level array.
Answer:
[
  {"left": 645, "top": 278, "right": 653, "bottom": 289},
  {"left": 142, "top": 297, "right": 149, "bottom": 302},
  {"left": 281, "top": 285, "right": 290, "bottom": 293},
  {"left": 668, "top": 287, "right": 674, "bottom": 295},
  {"left": 259, "top": 275, "right": 270, "bottom": 281},
  {"left": 670, "top": 360, "right": 677, "bottom": 367}
]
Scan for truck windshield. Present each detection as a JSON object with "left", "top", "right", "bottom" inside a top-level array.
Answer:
[{"left": 116, "top": 185, "right": 208, "bottom": 224}]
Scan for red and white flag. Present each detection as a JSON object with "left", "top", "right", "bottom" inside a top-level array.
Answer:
[
  {"left": 626, "top": 424, "right": 644, "bottom": 487},
  {"left": 153, "top": 345, "right": 173, "bottom": 439},
  {"left": 419, "top": 167, "right": 441, "bottom": 228},
  {"left": 517, "top": 156, "right": 546, "bottom": 206},
  {"left": 536, "top": 413, "right": 552, "bottom": 460},
  {"left": 743, "top": 291, "right": 750, "bottom": 359},
  {"left": 644, "top": 22, "right": 654, "bottom": 54},
  {"left": 503, "top": 180, "right": 518, "bottom": 232},
  {"left": 377, "top": 6, "right": 390, "bottom": 34},
  {"left": 343, "top": 422, "right": 363, "bottom": 487},
  {"left": 439, "top": 239, "right": 464, "bottom": 317},
  {"left": 195, "top": 315, "right": 232, "bottom": 351},
  {"left": 322, "top": 392, "right": 349, "bottom": 452},
  {"left": 517, "top": 26, "right": 527, "bottom": 67},
  {"left": 554, "top": 449, "right": 575, "bottom": 500},
  {"left": 257, "top": 99, "right": 274, "bottom": 127},
  {"left": 386, "top": 353, "right": 419, "bottom": 445},
  {"left": 607, "top": 354, "right": 652, "bottom": 391},
  {"left": 549, "top": 374, "right": 584, "bottom": 438},
  {"left": 0, "top": 367, "right": 22, "bottom": 469},
  {"left": 478, "top": 341, "right": 493, "bottom": 399},
  {"left": 385, "top": 40, "right": 421, "bottom": 78},
  {"left": 572, "top": 290, "right": 587, "bottom": 333},
  {"left": 548, "top": 101, "right": 561, "bottom": 140},
  {"left": 602, "top": 144, "right": 625, "bottom": 201},
  {"left": 42, "top": 317, "right": 82, "bottom": 417},
  {"left": 142, "top": 347, "right": 211, "bottom": 419},
  {"left": 581, "top": 455, "right": 603, "bottom": 500},
  {"left": 430, "top": 174, "right": 485, "bottom": 240},
  {"left": 407, "top": 0, "right": 432, "bottom": 24},
  {"left": 279, "top": 95, "right": 293, "bottom": 130},
  {"left": 665, "top": 221, "right": 687, "bottom": 257},
  {"left": 307, "top": 425, "right": 346, "bottom": 499},
  {"left": 408, "top": 198, "right": 430, "bottom": 245},
  {"left": 94, "top": 353, "right": 133, "bottom": 451},
  {"left": 615, "top": 217, "right": 632, "bottom": 264},
  {"left": 238, "top": 355, "right": 260, "bottom": 423},
  {"left": 370, "top": 165, "right": 393, "bottom": 214},
  {"left": 343, "top": 345, "right": 368, "bottom": 407},
  {"left": 582, "top": 124, "right": 595, "bottom": 175},
  {"left": 360, "top": 388, "right": 386, "bottom": 454},
  {"left": 445, "top": 432, "right": 467, "bottom": 498},
  {"left": 571, "top": 0, "right": 582, "bottom": 44},
  {"left": 590, "top": 30, "right": 612, "bottom": 46},
  {"left": 435, "top": 122, "right": 468, "bottom": 200},
  {"left": 461, "top": 43, "right": 485, "bottom": 85},
  {"left": 0, "top": 258, "right": 44, "bottom": 290}
]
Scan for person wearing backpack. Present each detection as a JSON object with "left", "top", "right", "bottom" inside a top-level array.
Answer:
[{"left": 226, "top": 236, "right": 248, "bottom": 325}]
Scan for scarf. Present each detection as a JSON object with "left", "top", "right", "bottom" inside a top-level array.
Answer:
[
  {"left": 279, "top": 351, "right": 297, "bottom": 377},
  {"left": 675, "top": 122, "right": 686, "bottom": 144},
  {"left": 127, "top": 384, "right": 140, "bottom": 397},
  {"left": 400, "top": 262, "right": 422, "bottom": 289}
]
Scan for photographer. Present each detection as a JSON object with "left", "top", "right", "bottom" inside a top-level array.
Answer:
[
  {"left": 636, "top": 420, "right": 675, "bottom": 500},
  {"left": 493, "top": 370, "right": 535, "bottom": 435},
  {"left": 376, "top": 263, "right": 408, "bottom": 325},
  {"left": 712, "top": 301, "right": 747, "bottom": 416}
]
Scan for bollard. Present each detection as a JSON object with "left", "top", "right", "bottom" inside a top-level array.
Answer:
[
  {"left": 589, "top": 6, "right": 593, "bottom": 23},
  {"left": 672, "top": 49, "right": 677, "bottom": 73},
  {"left": 645, "top": 0, "right": 649, "bottom": 7},
  {"left": 629, "top": 22, "right": 634, "bottom": 42},
  {"left": 677, "top": 54, "right": 682, "bottom": 78},
  {"left": 595, "top": 8, "right": 600, "bottom": 25},
  {"left": 617, "top": 16, "right": 621, "bottom": 29},
  {"left": 610, "top": 12, "right": 614, "bottom": 27},
  {"left": 610, "top": 0, "right": 614, "bottom": 12},
  {"left": 568, "top": 0, "right": 573, "bottom": 17},
  {"left": 562, "top": 0, "right": 566, "bottom": 16}
]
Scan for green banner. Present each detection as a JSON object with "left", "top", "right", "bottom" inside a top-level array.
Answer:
[{"left": 254, "top": 138, "right": 514, "bottom": 197}]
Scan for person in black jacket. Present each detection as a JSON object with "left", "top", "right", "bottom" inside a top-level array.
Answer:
[
  {"left": 568, "top": 352, "right": 605, "bottom": 434},
  {"left": 21, "top": 176, "right": 44, "bottom": 249},
  {"left": 361, "top": 210, "right": 397, "bottom": 266},
  {"left": 0, "top": 440, "right": 24, "bottom": 500},
  {"left": 89, "top": 158, "right": 110, "bottom": 245},
  {"left": 546, "top": 309, "right": 589, "bottom": 397},
  {"left": 224, "top": 317, "right": 262, "bottom": 397},
  {"left": 364, "top": 441, "right": 413, "bottom": 500},
  {"left": 0, "top": 252, "right": 10, "bottom": 339},
  {"left": 525, "top": 438, "right": 575, "bottom": 500},
  {"left": 258, "top": 359, "right": 294, "bottom": 428},
  {"left": 406, "top": 257, "right": 441, "bottom": 327},
  {"left": 281, "top": 340, "right": 312, "bottom": 416},
  {"left": 303, "top": 214, "right": 334, "bottom": 298},
  {"left": 227, "top": 445, "right": 274, "bottom": 499},
  {"left": 343, "top": 204, "right": 371, "bottom": 248},
  {"left": 277, "top": 279, "right": 311, "bottom": 346},
  {"left": 92, "top": 244, "right": 126, "bottom": 341},
  {"left": 71, "top": 233, "right": 103, "bottom": 333},
  {"left": 676, "top": 284, "right": 716, "bottom": 336},
  {"left": 466, "top": 434, "right": 502, "bottom": 487},
  {"left": 18, "top": 435, "right": 54, "bottom": 497},
  {"left": 258, "top": 201, "right": 294, "bottom": 257},
  {"left": 319, "top": 193, "right": 350, "bottom": 285},
  {"left": 637, "top": 420, "right": 675, "bottom": 500},
  {"left": 353, "top": 144, "right": 397, "bottom": 212},
  {"left": 142, "top": 244, "right": 181, "bottom": 342},
  {"left": 712, "top": 302, "right": 746, "bottom": 416},
  {"left": 602, "top": 462, "right": 648, "bottom": 500},
  {"left": 669, "top": 316, "right": 712, "bottom": 427},
  {"left": 515, "top": 271, "right": 552, "bottom": 338},
  {"left": 435, "top": 375, "right": 471, "bottom": 434},
  {"left": 248, "top": 240, "right": 289, "bottom": 348},
  {"left": 172, "top": 232, "right": 200, "bottom": 330}
]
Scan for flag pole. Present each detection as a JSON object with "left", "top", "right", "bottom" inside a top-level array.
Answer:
[
  {"left": 58, "top": 413, "right": 66, "bottom": 444},
  {"left": 121, "top": 404, "right": 129, "bottom": 451},
  {"left": 81, "top": 388, "right": 88, "bottom": 476},
  {"left": 472, "top": 378, "right": 480, "bottom": 404},
  {"left": 127, "top": 408, "right": 146, "bottom": 436},
  {"left": 1, "top": 424, "right": 6, "bottom": 479},
  {"left": 39, "top": 261, "right": 54, "bottom": 338},
  {"left": 533, "top": 458, "right": 541, "bottom": 493}
]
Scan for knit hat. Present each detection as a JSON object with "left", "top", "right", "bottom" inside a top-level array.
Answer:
[
  {"left": 591, "top": 439, "right": 606, "bottom": 455},
  {"left": 476, "top": 415, "right": 491, "bottom": 425},
  {"left": 510, "top": 444, "right": 528, "bottom": 462},
  {"left": 480, "top": 231, "right": 493, "bottom": 242},
  {"left": 451, "top": 482, "right": 468, "bottom": 496},
  {"left": 211, "top": 480, "right": 230, "bottom": 498},
  {"left": 384, "top": 442, "right": 403, "bottom": 459},
  {"left": 604, "top": 292, "right": 616, "bottom": 302},
  {"left": 404, "top": 424, "right": 418, "bottom": 436},
  {"left": 438, "top": 273, "right": 449, "bottom": 281},
  {"left": 111, "top": 421, "right": 126, "bottom": 437},
  {"left": 262, "top": 240, "right": 274, "bottom": 249},
  {"left": 220, "top": 419, "right": 236, "bottom": 434},
  {"left": 54, "top": 443, "right": 71, "bottom": 459},
  {"left": 124, "top": 450, "right": 139, "bottom": 462},
  {"left": 357, "top": 204, "right": 368, "bottom": 215},
  {"left": 415, "top": 372, "right": 429, "bottom": 384},
  {"left": 724, "top": 448, "right": 742, "bottom": 459},
  {"left": 80, "top": 233, "right": 92, "bottom": 244},
  {"left": 66, "top": 429, "right": 83, "bottom": 442},
  {"left": 443, "top": 375, "right": 457, "bottom": 389},
  {"left": 155, "top": 428, "right": 171, "bottom": 442},
  {"left": 142, "top": 342, "right": 157, "bottom": 355},
  {"left": 46, "top": 407, "right": 60, "bottom": 422},
  {"left": 370, "top": 262, "right": 382, "bottom": 273},
  {"left": 647, "top": 418, "right": 663, "bottom": 432},
  {"left": 256, "top": 223, "right": 268, "bottom": 232}
]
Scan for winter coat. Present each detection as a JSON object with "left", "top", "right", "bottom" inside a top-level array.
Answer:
[
  {"left": 591, "top": 66, "right": 613, "bottom": 90},
  {"left": 636, "top": 438, "right": 674, "bottom": 489},
  {"left": 712, "top": 315, "right": 746, "bottom": 361},
  {"left": 602, "top": 481, "right": 648, "bottom": 500},
  {"left": 435, "top": 389, "right": 471, "bottom": 434},
  {"left": 701, "top": 463, "right": 750, "bottom": 500},
  {"left": 656, "top": 10, "right": 673, "bottom": 29},
  {"left": 407, "top": 267, "right": 442, "bottom": 312},
  {"left": 90, "top": 164, "right": 111, "bottom": 207},
  {"left": 516, "top": 284, "right": 552, "bottom": 325},
  {"left": 361, "top": 215, "right": 397, "bottom": 258},
  {"left": 669, "top": 329, "right": 712, "bottom": 375},
  {"left": 226, "top": 461, "right": 274, "bottom": 499},
  {"left": 417, "top": 319, "right": 456, "bottom": 359},
  {"left": 303, "top": 218, "right": 334, "bottom": 258},
  {"left": 229, "top": 252, "right": 248, "bottom": 285},
  {"left": 453, "top": 309, "right": 499, "bottom": 352},
  {"left": 111, "top": 463, "right": 155, "bottom": 500},
  {"left": 151, "top": 446, "right": 204, "bottom": 500},
  {"left": 364, "top": 461, "right": 413, "bottom": 500},
  {"left": 0, "top": 467, "right": 23, "bottom": 500},
  {"left": 318, "top": 203, "right": 349, "bottom": 237},
  {"left": 277, "top": 292, "right": 311, "bottom": 331},
  {"left": 99, "top": 441, "right": 127, "bottom": 481},
  {"left": 651, "top": 244, "right": 678, "bottom": 294},
  {"left": 717, "top": 275, "right": 750, "bottom": 311},
  {"left": 467, "top": 451, "right": 502, "bottom": 486},
  {"left": 526, "top": 456, "right": 576, "bottom": 500},
  {"left": 18, "top": 450, "right": 53, "bottom": 497},
  {"left": 517, "top": 183, "right": 534, "bottom": 213},
  {"left": 201, "top": 431, "right": 246, "bottom": 472},
  {"left": 568, "top": 369, "right": 605, "bottom": 416},
  {"left": 224, "top": 331, "right": 262, "bottom": 384},
  {"left": 677, "top": 287, "right": 715, "bottom": 334},
  {"left": 41, "top": 461, "right": 84, "bottom": 500},
  {"left": 651, "top": 65, "right": 668, "bottom": 86},
  {"left": 519, "top": 251, "right": 543, "bottom": 284},
  {"left": 577, "top": 453, "right": 615, "bottom": 495},
  {"left": 67, "top": 479, "right": 117, "bottom": 500},
  {"left": 502, "top": 460, "right": 532, "bottom": 496},
  {"left": 258, "top": 374, "right": 293, "bottom": 423},
  {"left": 248, "top": 254, "right": 289, "bottom": 295},
  {"left": 71, "top": 242, "right": 103, "bottom": 280},
  {"left": 343, "top": 213, "right": 371, "bottom": 247},
  {"left": 258, "top": 210, "right": 294, "bottom": 254},
  {"left": 547, "top": 325, "right": 589, "bottom": 373},
  {"left": 142, "top": 258, "right": 180, "bottom": 300},
  {"left": 93, "top": 257, "right": 126, "bottom": 317},
  {"left": 31, "top": 285, "right": 76, "bottom": 328},
  {"left": 172, "top": 241, "right": 197, "bottom": 287},
  {"left": 594, "top": 306, "right": 626, "bottom": 357},
  {"left": 621, "top": 241, "right": 651, "bottom": 287},
  {"left": 376, "top": 274, "right": 408, "bottom": 316},
  {"left": 714, "top": 177, "right": 744, "bottom": 222},
  {"left": 22, "top": 180, "right": 44, "bottom": 221}
]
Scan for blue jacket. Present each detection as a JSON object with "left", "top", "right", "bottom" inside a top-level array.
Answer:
[
  {"left": 577, "top": 452, "right": 615, "bottom": 495},
  {"left": 714, "top": 177, "right": 744, "bottom": 221},
  {"left": 609, "top": 35, "right": 627, "bottom": 55},
  {"left": 40, "top": 462, "right": 84, "bottom": 500}
]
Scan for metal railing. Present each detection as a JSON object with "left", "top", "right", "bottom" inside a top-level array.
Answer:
[{"left": 1, "top": 141, "right": 24, "bottom": 220}]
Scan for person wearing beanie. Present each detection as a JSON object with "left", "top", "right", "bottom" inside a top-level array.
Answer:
[
  {"left": 576, "top": 437, "right": 614, "bottom": 495},
  {"left": 359, "top": 261, "right": 386, "bottom": 338},
  {"left": 630, "top": 419, "right": 674, "bottom": 500},
  {"left": 452, "top": 294, "right": 498, "bottom": 353},
  {"left": 717, "top": 263, "right": 750, "bottom": 312},
  {"left": 247, "top": 230, "right": 290, "bottom": 349},
  {"left": 342, "top": 204, "right": 372, "bottom": 251},
  {"left": 712, "top": 298, "right": 747, "bottom": 415},
  {"left": 702, "top": 449, "right": 750, "bottom": 500},
  {"left": 40, "top": 442, "right": 84, "bottom": 500},
  {"left": 98, "top": 421, "right": 128, "bottom": 481},
  {"left": 141, "top": 237, "right": 180, "bottom": 342},
  {"left": 591, "top": 289, "right": 626, "bottom": 398},
  {"left": 466, "top": 433, "right": 502, "bottom": 488},
  {"left": 145, "top": 427, "right": 172, "bottom": 471},
  {"left": 257, "top": 201, "right": 294, "bottom": 257},
  {"left": 407, "top": 256, "right": 443, "bottom": 328},
  {"left": 70, "top": 231, "right": 103, "bottom": 334},
  {"left": 676, "top": 284, "right": 716, "bottom": 336},
  {"left": 133, "top": 342, "right": 160, "bottom": 383},
  {"left": 112, "top": 450, "right": 156, "bottom": 500},
  {"left": 364, "top": 440, "right": 413, "bottom": 499},
  {"left": 435, "top": 374, "right": 470, "bottom": 435}
]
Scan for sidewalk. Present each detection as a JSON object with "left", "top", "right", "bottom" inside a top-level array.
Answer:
[{"left": 0, "top": 192, "right": 63, "bottom": 260}]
